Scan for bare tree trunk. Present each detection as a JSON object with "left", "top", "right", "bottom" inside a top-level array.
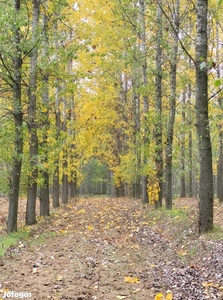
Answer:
[
  {"left": 7, "top": 0, "right": 23, "bottom": 233},
  {"left": 154, "top": 0, "right": 163, "bottom": 208},
  {"left": 165, "top": 0, "right": 180, "bottom": 209},
  {"left": 195, "top": 0, "right": 213, "bottom": 233},
  {"left": 62, "top": 93, "right": 68, "bottom": 205},
  {"left": 180, "top": 91, "right": 186, "bottom": 198},
  {"left": 52, "top": 21, "right": 61, "bottom": 208},
  {"left": 132, "top": 39, "right": 141, "bottom": 199},
  {"left": 188, "top": 82, "right": 193, "bottom": 198},
  {"left": 68, "top": 102, "right": 77, "bottom": 198},
  {"left": 26, "top": 0, "right": 40, "bottom": 225},
  {"left": 216, "top": 23, "right": 223, "bottom": 202},
  {"left": 52, "top": 86, "right": 60, "bottom": 207},
  {"left": 110, "top": 170, "right": 116, "bottom": 198},
  {"left": 217, "top": 127, "right": 223, "bottom": 202},
  {"left": 139, "top": 0, "right": 149, "bottom": 204},
  {"left": 39, "top": 4, "right": 50, "bottom": 217}
]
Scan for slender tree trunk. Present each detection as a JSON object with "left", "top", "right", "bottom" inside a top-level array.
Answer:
[
  {"left": 188, "top": 130, "right": 193, "bottom": 197},
  {"left": 188, "top": 82, "right": 193, "bottom": 198},
  {"left": 180, "top": 91, "right": 186, "bottom": 198},
  {"left": 62, "top": 159, "right": 68, "bottom": 204},
  {"left": 195, "top": 0, "right": 213, "bottom": 233},
  {"left": 139, "top": 0, "right": 149, "bottom": 204},
  {"left": 68, "top": 57, "right": 78, "bottom": 199},
  {"left": 62, "top": 94, "right": 68, "bottom": 204},
  {"left": 132, "top": 91, "right": 141, "bottom": 199},
  {"left": 7, "top": 0, "right": 23, "bottom": 233},
  {"left": 69, "top": 180, "right": 77, "bottom": 198},
  {"left": 165, "top": 0, "right": 180, "bottom": 209},
  {"left": 52, "top": 91, "right": 60, "bottom": 207},
  {"left": 39, "top": 6, "right": 50, "bottom": 217},
  {"left": 132, "top": 49, "right": 141, "bottom": 199},
  {"left": 110, "top": 170, "right": 116, "bottom": 197},
  {"left": 53, "top": 165, "right": 60, "bottom": 208},
  {"left": 26, "top": 0, "right": 40, "bottom": 225},
  {"left": 216, "top": 23, "right": 223, "bottom": 202},
  {"left": 154, "top": 0, "right": 163, "bottom": 208},
  {"left": 52, "top": 21, "right": 61, "bottom": 208}
]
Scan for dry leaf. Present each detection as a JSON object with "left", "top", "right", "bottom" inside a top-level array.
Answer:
[
  {"left": 166, "top": 293, "right": 173, "bottom": 300},
  {"left": 87, "top": 225, "right": 94, "bottom": 230},
  {"left": 124, "top": 276, "right": 139, "bottom": 283},
  {"left": 154, "top": 293, "right": 163, "bottom": 300},
  {"left": 57, "top": 275, "right": 63, "bottom": 281}
]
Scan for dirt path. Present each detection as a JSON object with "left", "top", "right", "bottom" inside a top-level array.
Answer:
[{"left": 1, "top": 197, "right": 223, "bottom": 300}]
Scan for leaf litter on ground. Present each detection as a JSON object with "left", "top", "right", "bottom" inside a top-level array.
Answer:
[{"left": 1, "top": 197, "right": 223, "bottom": 299}]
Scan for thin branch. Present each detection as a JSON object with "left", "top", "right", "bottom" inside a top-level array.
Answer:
[
  {"left": 155, "top": 0, "right": 196, "bottom": 66},
  {"left": 208, "top": 88, "right": 223, "bottom": 101}
]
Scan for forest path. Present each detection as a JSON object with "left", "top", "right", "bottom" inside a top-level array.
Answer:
[{"left": 1, "top": 197, "right": 223, "bottom": 300}]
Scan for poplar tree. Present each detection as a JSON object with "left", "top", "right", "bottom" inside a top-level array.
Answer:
[
  {"left": 7, "top": 0, "right": 23, "bottom": 232},
  {"left": 195, "top": 0, "right": 213, "bottom": 233},
  {"left": 26, "top": 0, "right": 41, "bottom": 225}
]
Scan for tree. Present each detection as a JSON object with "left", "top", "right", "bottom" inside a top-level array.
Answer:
[
  {"left": 26, "top": 0, "right": 41, "bottom": 225},
  {"left": 154, "top": 0, "right": 163, "bottom": 208},
  {"left": 7, "top": 0, "right": 24, "bottom": 233},
  {"left": 39, "top": 0, "right": 50, "bottom": 217},
  {"left": 216, "top": 22, "right": 223, "bottom": 202},
  {"left": 52, "top": 20, "right": 61, "bottom": 208},
  {"left": 139, "top": 0, "right": 149, "bottom": 204},
  {"left": 165, "top": 0, "right": 180, "bottom": 209},
  {"left": 195, "top": 0, "right": 213, "bottom": 233}
]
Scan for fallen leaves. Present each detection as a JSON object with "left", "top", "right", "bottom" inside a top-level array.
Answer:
[
  {"left": 124, "top": 276, "right": 140, "bottom": 283},
  {"left": 86, "top": 225, "right": 94, "bottom": 230},
  {"left": 2, "top": 197, "right": 223, "bottom": 300},
  {"left": 154, "top": 293, "right": 173, "bottom": 300}
]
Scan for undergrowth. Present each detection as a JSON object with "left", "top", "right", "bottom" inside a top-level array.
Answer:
[
  {"left": 0, "top": 228, "right": 30, "bottom": 256},
  {"left": 204, "top": 225, "right": 223, "bottom": 240}
]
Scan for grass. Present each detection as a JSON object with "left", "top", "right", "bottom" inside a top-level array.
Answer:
[
  {"left": 30, "top": 231, "right": 57, "bottom": 245},
  {"left": 204, "top": 225, "right": 223, "bottom": 240},
  {"left": 0, "top": 228, "right": 57, "bottom": 257},
  {"left": 0, "top": 228, "right": 31, "bottom": 256},
  {"left": 146, "top": 207, "right": 188, "bottom": 223},
  {"left": 146, "top": 205, "right": 196, "bottom": 248}
]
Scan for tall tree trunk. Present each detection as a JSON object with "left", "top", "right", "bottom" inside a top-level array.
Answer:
[
  {"left": 26, "top": 0, "right": 40, "bottom": 225},
  {"left": 68, "top": 56, "right": 78, "bottom": 199},
  {"left": 180, "top": 91, "right": 186, "bottom": 198},
  {"left": 110, "top": 170, "right": 116, "bottom": 198},
  {"left": 217, "top": 124, "right": 223, "bottom": 202},
  {"left": 7, "top": 0, "right": 23, "bottom": 233},
  {"left": 165, "top": 0, "right": 180, "bottom": 209},
  {"left": 154, "top": 0, "right": 163, "bottom": 208},
  {"left": 188, "top": 82, "right": 193, "bottom": 198},
  {"left": 195, "top": 0, "right": 213, "bottom": 233},
  {"left": 52, "top": 21, "right": 61, "bottom": 208},
  {"left": 188, "top": 130, "right": 193, "bottom": 197},
  {"left": 139, "top": 0, "right": 149, "bottom": 204},
  {"left": 132, "top": 46, "right": 141, "bottom": 198},
  {"left": 62, "top": 93, "right": 68, "bottom": 204},
  {"left": 187, "top": 18, "right": 194, "bottom": 198},
  {"left": 39, "top": 5, "right": 50, "bottom": 217},
  {"left": 216, "top": 23, "right": 223, "bottom": 202}
]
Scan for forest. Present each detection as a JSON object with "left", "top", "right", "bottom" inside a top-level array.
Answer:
[{"left": 0, "top": 0, "right": 222, "bottom": 235}]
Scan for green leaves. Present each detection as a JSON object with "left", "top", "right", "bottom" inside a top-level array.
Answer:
[{"left": 214, "top": 79, "right": 221, "bottom": 87}]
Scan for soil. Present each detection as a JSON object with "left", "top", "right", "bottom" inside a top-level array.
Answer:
[{"left": 1, "top": 197, "right": 223, "bottom": 300}]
